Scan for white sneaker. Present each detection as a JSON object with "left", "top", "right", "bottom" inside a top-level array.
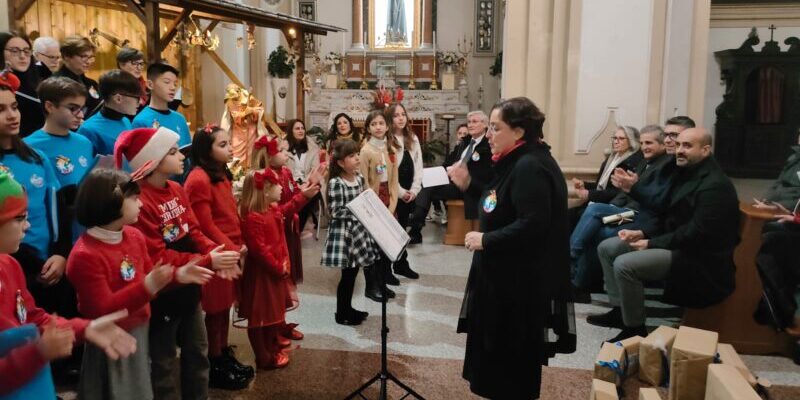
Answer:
[{"left": 440, "top": 211, "right": 448, "bottom": 225}]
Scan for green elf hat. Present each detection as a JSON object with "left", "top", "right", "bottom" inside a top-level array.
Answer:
[{"left": 0, "top": 171, "right": 28, "bottom": 225}]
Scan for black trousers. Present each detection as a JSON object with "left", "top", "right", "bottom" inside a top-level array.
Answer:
[
  {"left": 337, "top": 268, "right": 360, "bottom": 314},
  {"left": 410, "top": 183, "right": 463, "bottom": 229}
]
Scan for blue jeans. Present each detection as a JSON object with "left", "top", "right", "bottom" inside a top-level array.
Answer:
[{"left": 570, "top": 202, "right": 631, "bottom": 258}]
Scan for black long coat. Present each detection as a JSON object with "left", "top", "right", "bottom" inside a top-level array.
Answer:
[
  {"left": 461, "top": 136, "right": 493, "bottom": 219},
  {"left": 458, "top": 141, "right": 574, "bottom": 399},
  {"left": 649, "top": 156, "right": 740, "bottom": 308}
]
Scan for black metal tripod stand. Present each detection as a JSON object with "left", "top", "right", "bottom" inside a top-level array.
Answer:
[{"left": 344, "top": 254, "right": 425, "bottom": 400}]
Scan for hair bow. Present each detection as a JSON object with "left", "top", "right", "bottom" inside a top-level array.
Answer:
[
  {"left": 203, "top": 123, "right": 218, "bottom": 134},
  {"left": 0, "top": 69, "right": 21, "bottom": 93},
  {"left": 254, "top": 136, "right": 280, "bottom": 156},
  {"left": 253, "top": 168, "right": 280, "bottom": 190}
]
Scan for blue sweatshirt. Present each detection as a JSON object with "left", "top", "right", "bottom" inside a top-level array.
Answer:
[
  {"left": 0, "top": 149, "right": 60, "bottom": 260},
  {"left": 24, "top": 129, "right": 93, "bottom": 187},
  {"left": 77, "top": 107, "right": 133, "bottom": 156},
  {"left": 132, "top": 106, "right": 191, "bottom": 147}
]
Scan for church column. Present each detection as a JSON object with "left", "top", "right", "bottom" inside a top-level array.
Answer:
[
  {"left": 686, "top": 0, "right": 711, "bottom": 126},
  {"left": 352, "top": 0, "right": 365, "bottom": 49},
  {"left": 420, "top": 0, "right": 433, "bottom": 49}
]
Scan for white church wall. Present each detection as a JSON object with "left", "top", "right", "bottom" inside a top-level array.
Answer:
[
  {"left": 660, "top": 0, "right": 694, "bottom": 123},
  {"left": 200, "top": 22, "right": 249, "bottom": 125},
  {"left": 704, "top": 26, "right": 800, "bottom": 139},
  {"left": 572, "top": 0, "right": 654, "bottom": 155}
]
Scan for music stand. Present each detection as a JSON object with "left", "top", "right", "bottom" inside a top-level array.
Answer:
[{"left": 344, "top": 190, "right": 425, "bottom": 400}]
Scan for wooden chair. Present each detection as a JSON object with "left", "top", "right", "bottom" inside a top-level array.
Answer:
[
  {"left": 681, "top": 202, "right": 795, "bottom": 355},
  {"left": 443, "top": 200, "right": 479, "bottom": 246}
]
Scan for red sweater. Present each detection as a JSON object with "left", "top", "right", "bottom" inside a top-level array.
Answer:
[
  {"left": 184, "top": 168, "right": 242, "bottom": 250},
  {"left": 133, "top": 179, "right": 215, "bottom": 267},
  {"left": 0, "top": 255, "right": 89, "bottom": 395},
  {"left": 66, "top": 227, "right": 154, "bottom": 331}
]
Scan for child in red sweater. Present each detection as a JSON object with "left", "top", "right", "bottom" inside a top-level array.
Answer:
[
  {"left": 185, "top": 125, "right": 253, "bottom": 389},
  {"left": 238, "top": 168, "right": 318, "bottom": 369},
  {"left": 251, "top": 136, "right": 321, "bottom": 342},
  {"left": 114, "top": 127, "right": 242, "bottom": 399},
  {"left": 67, "top": 167, "right": 214, "bottom": 399},
  {"left": 0, "top": 170, "right": 136, "bottom": 397}
]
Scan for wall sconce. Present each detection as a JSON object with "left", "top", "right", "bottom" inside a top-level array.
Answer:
[{"left": 288, "top": 28, "right": 297, "bottom": 38}]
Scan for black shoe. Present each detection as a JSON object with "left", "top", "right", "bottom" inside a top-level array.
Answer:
[
  {"left": 364, "top": 266, "right": 386, "bottom": 302},
  {"left": 335, "top": 312, "right": 363, "bottom": 326},
  {"left": 572, "top": 284, "right": 592, "bottom": 304},
  {"left": 394, "top": 260, "right": 420, "bottom": 279},
  {"left": 606, "top": 325, "right": 648, "bottom": 343},
  {"left": 209, "top": 356, "right": 252, "bottom": 390},
  {"left": 586, "top": 307, "right": 624, "bottom": 328},
  {"left": 384, "top": 267, "right": 400, "bottom": 286},
  {"left": 408, "top": 229, "right": 422, "bottom": 245},
  {"left": 222, "top": 346, "right": 255, "bottom": 379},
  {"left": 384, "top": 286, "right": 396, "bottom": 298},
  {"left": 351, "top": 308, "right": 369, "bottom": 322}
]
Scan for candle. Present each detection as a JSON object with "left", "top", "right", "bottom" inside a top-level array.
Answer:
[
  {"left": 433, "top": 31, "right": 437, "bottom": 51},
  {"left": 342, "top": 31, "right": 345, "bottom": 53},
  {"left": 479, "top": 74, "right": 484, "bottom": 87}
]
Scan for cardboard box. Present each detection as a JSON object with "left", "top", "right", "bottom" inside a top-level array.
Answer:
[
  {"left": 669, "top": 326, "right": 718, "bottom": 400},
  {"left": 594, "top": 342, "right": 626, "bottom": 385},
  {"left": 716, "top": 343, "right": 758, "bottom": 387},
  {"left": 639, "top": 326, "right": 678, "bottom": 386},
  {"left": 616, "top": 335, "right": 643, "bottom": 377},
  {"left": 590, "top": 379, "right": 619, "bottom": 400},
  {"left": 704, "top": 364, "right": 760, "bottom": 400},
  {"left": 640, "top": 388, "right": 663, "bottom": 400}
]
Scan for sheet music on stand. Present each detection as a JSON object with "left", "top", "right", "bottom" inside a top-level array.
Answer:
[{"left": 346, "top": 189, "right": 410, "bottom": 262}]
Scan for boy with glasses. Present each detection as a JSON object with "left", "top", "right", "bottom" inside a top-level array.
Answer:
[{"left": 78, "top": 70, "right": 142, "bottom": 156}]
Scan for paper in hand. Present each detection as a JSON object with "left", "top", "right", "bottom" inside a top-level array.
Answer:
[{"left": 422, "top": 166, "right": 450, "bottom": 188}]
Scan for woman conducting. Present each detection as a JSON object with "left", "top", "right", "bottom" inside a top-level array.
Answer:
[{"left": 452, "top": 97, "right": 576, "bottom": 399}]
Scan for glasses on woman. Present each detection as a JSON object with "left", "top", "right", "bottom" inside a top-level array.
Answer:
[
  {"left": 612, "top": 136, "right": 628, "bottom": 142},
  {"left": 4, "top": 47, "right": 32, "bottom": 58},
  {"left": 127, "top": 61, "right": 145, "bottom": 69},
  {"left": 36, "top": 52, "right": 60, "bottom": 62},
  {"left": 76, "top": 53, "right": 96, "bottom": 62}
]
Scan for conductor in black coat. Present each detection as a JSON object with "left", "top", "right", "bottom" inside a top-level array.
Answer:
[{"left": 454, "top": 97, "right": 576, "bottom": 399}]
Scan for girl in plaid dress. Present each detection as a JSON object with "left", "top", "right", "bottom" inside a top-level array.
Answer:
[{"left": 321, "top": 140, "right": 379, "bottom": 326}]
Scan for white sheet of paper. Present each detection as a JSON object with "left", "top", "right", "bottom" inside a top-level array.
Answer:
[
  {"left": 422, "top": 166, "right": 450, "bottom": 188},
  {"left": 346, "top": 189, "right": 410, "bottom": 262}
]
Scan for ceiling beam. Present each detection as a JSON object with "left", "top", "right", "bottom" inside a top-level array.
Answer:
[{"left": 159, "top": 7, "right": 193, "bottom": 50}]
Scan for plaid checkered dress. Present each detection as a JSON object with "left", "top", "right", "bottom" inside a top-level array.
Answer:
[{"left": 321, "top": 175, "right": 379, "bottom": 269}]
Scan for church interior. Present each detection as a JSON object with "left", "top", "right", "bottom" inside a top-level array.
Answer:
[{"left": 3, "top": 0, "right": 800, "bottom": 399}]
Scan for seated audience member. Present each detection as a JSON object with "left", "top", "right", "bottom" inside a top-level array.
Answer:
[
  {"left": 407, "top": 111, "right": 492, "bottom": 244},
  {"left": 754, "top": 132, "right": 800, "bottom": 211},
  {"left": 571, "top": 126, "right": 643, "bottom": 208},
  {"left": 589, "top": 128, "right": 740, "bottom": 342},
  {"left": 32, "top": 36, "right": 61, "bottom": 79},
  {"left": 430, "top": 123, "right": 470, "bottom": 224},
  {"left": 116, "top": 48, "right": 148, "bottom": 113},
  {"left": 53, "top": 35, "right": 101, "bottom": 118},
  {"left": 77, "top": 70, "right": 141, "bottom": 155},
  {"left": 570, "top": 125, "right": 670, "bottom": 298},
  {"left": 754, "top": 209, "right": 800, "bottom": 334}
]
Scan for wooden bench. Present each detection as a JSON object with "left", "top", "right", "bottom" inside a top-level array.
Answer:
[
  {"left": 443, "top": 200, "right": 479, "bottom": 246},
  {"left": 681, "top": 202, "right": 795, "bottom": 355}
]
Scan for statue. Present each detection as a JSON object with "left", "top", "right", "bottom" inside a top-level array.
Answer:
[
  {"left": 221, "top": 83, "right": 267, "bottom": 173},
  {"left": 386, "top": 0, "right": 408, "bottom": 46}
]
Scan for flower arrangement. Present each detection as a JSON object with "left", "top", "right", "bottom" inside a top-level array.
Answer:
[
  {"left": 437, "top": 51, "right": 462, "bottom": 67},
  {"left": 324, "top": 52, "right": 343, "bottom": 65},
  {"left": 372, "top": 86, "right": 404, "bottom": 110}
]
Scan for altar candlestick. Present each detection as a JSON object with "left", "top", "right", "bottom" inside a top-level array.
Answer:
[
  {"left": 433, "top": 31, "right": 437, "bottom": 52},
  {"left": 479, "top": 73, "right": 483, "bottom": 87},
  {"left": 341, "top": 32, "right": 345, "bottom": 52}
]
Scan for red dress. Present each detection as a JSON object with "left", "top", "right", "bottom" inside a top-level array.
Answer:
[
  {"left": 238, "top": 197, "right": 307, "bottom": 327},
  {"left": 272, "top": 165, "right": 305, "bottom": 284},
  {"left": 184, "top": 168, "right": 242, "bottom": 314}
]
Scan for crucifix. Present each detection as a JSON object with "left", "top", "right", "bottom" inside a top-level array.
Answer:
[{"left": 769, "top": 24, "right": 777, "bottom": 41}]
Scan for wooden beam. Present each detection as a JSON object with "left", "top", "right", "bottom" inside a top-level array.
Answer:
[
  {"left": 143, "top": 0, "right": 161, "bottom": 62},
  {"left": 203, "top": 48, "right": 245, "bottom": 88},
  {"left": 202, "top": 20, "right": 220, "bottom": 35},
  {"left": 160, "top": 8, "right": 193, "bottom": 50},
  {"left": 121, "top": 0, "right": 146, "bottom": 23},
  {"left": 294, "top": 31, "right": 305, "bottom": 122},
  {"left": 14, "top": 0, "right": 37, "bottom": 20}
]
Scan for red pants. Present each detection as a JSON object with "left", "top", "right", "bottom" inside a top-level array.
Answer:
[
  {"left": 205, "top": 310, "right": 230, "bottom": 357},
  {"left": 247, "top": 325, "right": 281, "bottom": 368}
]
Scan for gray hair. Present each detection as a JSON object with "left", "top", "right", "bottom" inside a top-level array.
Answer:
[
  {"left": 639, "top": 124, "right": 665, "bottom": 144},
  {"left": 33, "top": 36, "right": 59, "bottom": 54},
  {"left": 617, "top": 125, "right": 640, "bottom": 152},
  {"left": 467, "top": 110, "right": 488, "bottom": 125}
]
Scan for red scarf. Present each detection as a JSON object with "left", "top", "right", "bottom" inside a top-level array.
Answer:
[{"left": 491, "top": 139, "right": 527, "bottom": 163}]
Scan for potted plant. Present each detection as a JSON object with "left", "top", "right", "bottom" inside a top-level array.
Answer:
[
  {"left": 268, "top": 45, "right": 296, "bottom": 122},
  {"left": 421, "top": 139, "right": 447, "bottom": 167},
  {"left": 489, "top": 51, "right": 502, "bottom": 78}
]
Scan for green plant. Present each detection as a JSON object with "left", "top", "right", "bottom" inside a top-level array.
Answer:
[
  {"left": 421, "top": 139, "right": 447, "bottom": 166},
  {"left": 268, "top": 45, "right": 296, "bottom": 78},
  {"left": 489, "top": 51, "right": 502, "bottom": 77},
  {"left": 306, "top": 126, "right": 328, "bottom": 148}
]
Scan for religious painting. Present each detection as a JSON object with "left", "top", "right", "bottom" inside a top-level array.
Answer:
[
  {"left": 370, "top": 0, "right": 418, "bottom": 49},
  {"left": 474, "top": 0, "right": 496, "bottom": 56},
  {"left": 299, "top": 1, "right": 316, "bottom": 53}
]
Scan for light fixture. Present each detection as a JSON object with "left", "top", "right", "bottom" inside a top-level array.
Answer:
[{"left": 288, "top": 27, "right": 297, "bottom": 38}]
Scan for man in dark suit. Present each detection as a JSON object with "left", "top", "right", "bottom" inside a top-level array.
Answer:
[
  {"left": 408, "top": 111, "right": 493, "bottom": 244},
  {"left": 590, "top": 128, "right": 740, "bottom": 342}
]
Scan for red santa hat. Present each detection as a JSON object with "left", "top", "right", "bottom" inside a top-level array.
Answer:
[{"left": 114, "top": 127, "right": 180, "bottom": 174}]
